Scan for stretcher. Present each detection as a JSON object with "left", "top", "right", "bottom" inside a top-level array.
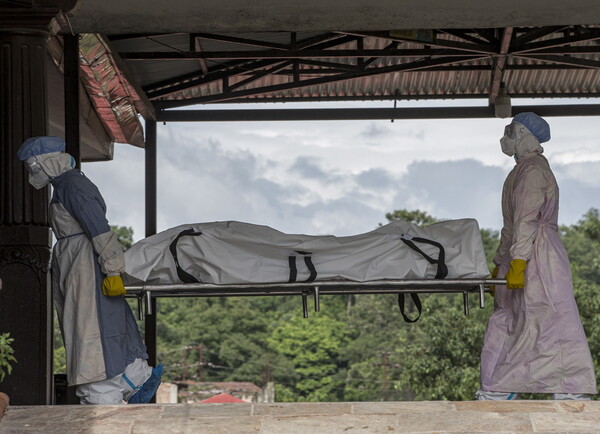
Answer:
[
  {"left": 123, "top": 219, "right": 501, "bottom": 322},
  {"left": 125, "top": 279, "right": 505, "bottom": 323}
]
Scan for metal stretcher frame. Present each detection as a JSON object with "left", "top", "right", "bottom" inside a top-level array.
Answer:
[{"left": 126, "top": 278, "right": 506, "bottom": 320}]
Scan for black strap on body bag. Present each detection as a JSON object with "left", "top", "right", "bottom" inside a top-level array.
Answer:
[
  {"left": 397, "top": 234, "right": 448, "bottom": 322},
  {"left": 288, "top": 250, "right": 317, "bottom": 282},
  {"left": 169, "top": 228, "right": 204, "bottom": 283}
]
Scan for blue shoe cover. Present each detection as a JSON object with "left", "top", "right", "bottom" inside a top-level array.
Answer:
[{"left": 128, "top": 364, "right": 163, "bottom": 404}]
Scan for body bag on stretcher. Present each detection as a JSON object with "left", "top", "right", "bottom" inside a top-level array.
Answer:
[{"left": 122, "top": 218, "right": 489, "bottom": 285}]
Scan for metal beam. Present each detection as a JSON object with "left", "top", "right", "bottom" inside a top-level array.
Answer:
[
  {"left": 512, "top": 28, "right": 600, "bottom": 53},
  {"left": 515, "top": 54, "right": 600, "bottom": 69},
  {"left": 439, "top": 29, "right": 490, "bottom": 45},
  {"left": 145, "top": 59, "right": 286, "bottom": 98},
  {"left": 143, "top": 35, "right": 361, "bottom": 98},
  {"left": 228, "top": 60, "right": 293, "bottom": 91},
  {"left": 342, "top": 30, "right": 497, "bottom": 54},
  {"left": 207, "top": 94, "right": 492, "bottom": 104},
  {"left": 155, "top": 104, "right": 600, "bottom": 122},
  {"left": 144, "top": 118, "right": 157, "bottom": 382},
  {"left": 192, "top": 32, "right": 289, "bottom": 50},
  {"left": 519, "top": 46, "right": 600, "bottom": 55},
  {"left": 121, "top": 48, "right": 487, "bottom": 60},
  {"left": 489, "top": 27, "right": 513, "bottom": 103},
  {"left": 512, "top": 26, "right": 569, "bottom": 46},
  {"left": 154, "top": 55, "right": 487, "bottom": 108},
  {"left": 191, "top": 34, "right": 209, "bottom": 75}
]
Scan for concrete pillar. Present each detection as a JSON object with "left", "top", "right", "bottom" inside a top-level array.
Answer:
[{"left": 0, "top": 8, "right": 71, "bottom": 405}]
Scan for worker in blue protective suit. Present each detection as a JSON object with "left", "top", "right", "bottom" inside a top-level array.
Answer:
[
  {"left": 18, "top": 136, "right": 162, "bottom": 405},
  {"left": 476, "top": 113, "right": 597, "bottom": 401}
]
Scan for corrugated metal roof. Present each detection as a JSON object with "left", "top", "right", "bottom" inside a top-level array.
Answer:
[
  {"left": 103, "top": 26, "right": 600, "bottom": 110},
  {"left": 66, "top": 25, "right": 600, "bottom": 137}
]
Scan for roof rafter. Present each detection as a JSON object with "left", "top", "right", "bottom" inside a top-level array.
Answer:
[
  {"left": 192, "top": 32, "right": 289, "bottom": 50},
  {"left": 489, "top": 27, "right": 513, "bottom": 102},
  {"left": 120, "top": 48, "right": 488, "bottom": 60},
  {"left": 154, "top": 54, "right": 489, "bottom": 108},
  {"left": 143, "top": 33, "right": 362, "bottom": 98},
  {"left": 515, "top": 54, "right": 600, "bottom": 69},
  {"left": 512, "top": 27, "right": 600, "bottom": 53},
  {"left": 340, "top": 30, "right": 498, "bottom": 54}
]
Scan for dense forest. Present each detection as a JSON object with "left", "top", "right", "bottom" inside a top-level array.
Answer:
[{"left": 53, "top": 209, "right": 599, "bottom": 401}]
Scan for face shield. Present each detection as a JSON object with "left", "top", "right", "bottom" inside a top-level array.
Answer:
[{"left": 25, "top": 156, "right": 51, "bottom": 189}]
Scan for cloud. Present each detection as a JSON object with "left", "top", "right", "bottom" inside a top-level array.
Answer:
[
  {"left": 290, "top": 156, "right": 333, "bottom": 182},
  {"left": 389, "top": 159, "right": 507, "bottom": 229},
  {"left": 360, "top": 123, "right": 390, "bottom": 139},
  {"left": 356, "top": 168, "right": 396, "bottom": 191},
  {"left": 82, "top": 116, "right": 600, "bottom": 243}
]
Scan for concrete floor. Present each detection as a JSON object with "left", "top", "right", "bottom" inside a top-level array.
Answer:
[{"left": 0, "top": 400, "right": 599, "bottom": 433}]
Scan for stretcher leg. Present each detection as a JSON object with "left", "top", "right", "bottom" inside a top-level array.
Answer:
[
  {"left": 136, "top": 293, "right": 144, "bottom": 321},
  {"left": 302, "top": 293, "right": 309, "bottom": 318},
  {"left": 145, "top": 291, "right": 153, "bottom": 316},
  {"left": 479, "top": 284, "right": 486, "bottom": 309}
]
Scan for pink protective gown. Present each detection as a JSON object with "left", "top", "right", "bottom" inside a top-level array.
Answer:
[{"left": 480, "top": 152, "right": 597, "bottom": 394}]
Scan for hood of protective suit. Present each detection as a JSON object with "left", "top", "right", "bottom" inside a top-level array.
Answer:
[
  {"left": 500, "top": 121, "right": 544, "bottom": 161},
  {"left": 26, "top": 152, "right": 75, "bottom": 189}
]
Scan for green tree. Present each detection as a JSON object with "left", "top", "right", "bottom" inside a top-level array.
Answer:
[
  {"left": 343, "top": 294, "right": 411, "bottom": 401},
  {"left": 269, "top": 313, "right": 350, "bottom": 401},
  {"left": 384, "top": 209, "right": 438, "bottom": 226},
  {"left": 157, "top": 296, "right": 295, "bottom": 387},
  {"left": 0, "top": 333, "right": 16, "bottom": 382},
  {"left": 110, "top": 225, "right": 134, "bottom": 250}
]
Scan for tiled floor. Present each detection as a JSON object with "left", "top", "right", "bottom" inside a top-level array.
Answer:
[{"left": 0, "top": 400, "right": 599, "bottom": 433}]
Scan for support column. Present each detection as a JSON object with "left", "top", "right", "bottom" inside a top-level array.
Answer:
[
  {"left": 63, "top": 33, "right": 81, "bottom": 168},
  {"left": 144, "top": 119, "right": 157, "bottom": 370},
  {"left": 0, "top": 6, "right": 77, "bottom": 405}
]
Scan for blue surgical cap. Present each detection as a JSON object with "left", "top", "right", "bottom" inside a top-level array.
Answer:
[
  {"left": 512, "top": 112, "right": 551, "bottom": 143},
  {"left": 17, "top": 136, "right": 66, "bottom": 161}
]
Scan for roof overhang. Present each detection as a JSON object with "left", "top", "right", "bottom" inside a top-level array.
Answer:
[{"left": 69, "top": 0, "right": 600, "bottom": 34}]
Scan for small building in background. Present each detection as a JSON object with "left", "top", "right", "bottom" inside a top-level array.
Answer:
[
  {"left": 200, "top": 393, "right": 245, "bottom": 403},
  {"left": 165, "top": 381, "right": 274, "bottom": 404}
]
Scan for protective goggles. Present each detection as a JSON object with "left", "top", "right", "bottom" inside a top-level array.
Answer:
[
  {"left": 25, "top": 156, "right": 44, "bottom": 175},
  {"left": 503, "top": 124, "right": 516, "bottom": 138}
]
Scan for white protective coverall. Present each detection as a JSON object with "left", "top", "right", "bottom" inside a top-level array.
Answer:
[
  {"left": 17, "top": 137, "right": 154, "bottom": 404},
  {"left": 50, "top": 168, "right": 152, "bottom": 403},
  {"left": 479, "top": 114, "right": 597, "bottom": 398}
]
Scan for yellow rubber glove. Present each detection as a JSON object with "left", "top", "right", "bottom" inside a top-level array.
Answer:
[
  {"left": 489, "top": 266, "right": 499, "bottom": 297},
  {"left": 505, "top": 259, "right": 526, "bottom": 289},
  {"left": 102, "top": 275, "right": 126, "bottom": 296}
]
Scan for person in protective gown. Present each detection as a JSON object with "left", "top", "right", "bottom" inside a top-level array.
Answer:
[
  {"left": 18, "top": 136, "right": 163, "bottom": 405},
  {"left": 476, "top": 113, "right": 597, "bottom": 401}
]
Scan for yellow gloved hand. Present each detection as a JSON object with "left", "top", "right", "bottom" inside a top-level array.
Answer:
[
  {"left": 505, "top": 259, "right": 527, "bottom": 289},
  {"left": 102, "top": 275, "right": 126, "bottom": 296},
  {"left": 489, "top": 266, "right": 499, "bottom": 297}
]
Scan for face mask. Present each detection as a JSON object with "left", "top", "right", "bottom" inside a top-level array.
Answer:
[
  {"left": 25, "top": 156, "right": 51, "bottom": 189},
  {"left": 500, "top": 122, "right": 522, "bottom": 157},
  {"left": 500, "top": 135, "right": 517, "bottom": 157}
]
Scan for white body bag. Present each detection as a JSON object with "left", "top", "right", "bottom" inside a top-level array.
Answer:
[{"left": 123, "top": 219, "right": 489, "bottom": 285}]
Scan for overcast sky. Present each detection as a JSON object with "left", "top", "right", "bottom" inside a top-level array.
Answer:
[{"left": 82, "top": 100, "right": 600, "bottom": 243}]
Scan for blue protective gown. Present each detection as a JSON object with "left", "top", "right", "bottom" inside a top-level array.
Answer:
[{"left": 50, "top": 169, "right": 147, "bottom": 386}]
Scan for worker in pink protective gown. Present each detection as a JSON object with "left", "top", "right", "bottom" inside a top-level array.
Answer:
[{"left": 476, "top": 112, "right": 597, "bottom": 401}]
